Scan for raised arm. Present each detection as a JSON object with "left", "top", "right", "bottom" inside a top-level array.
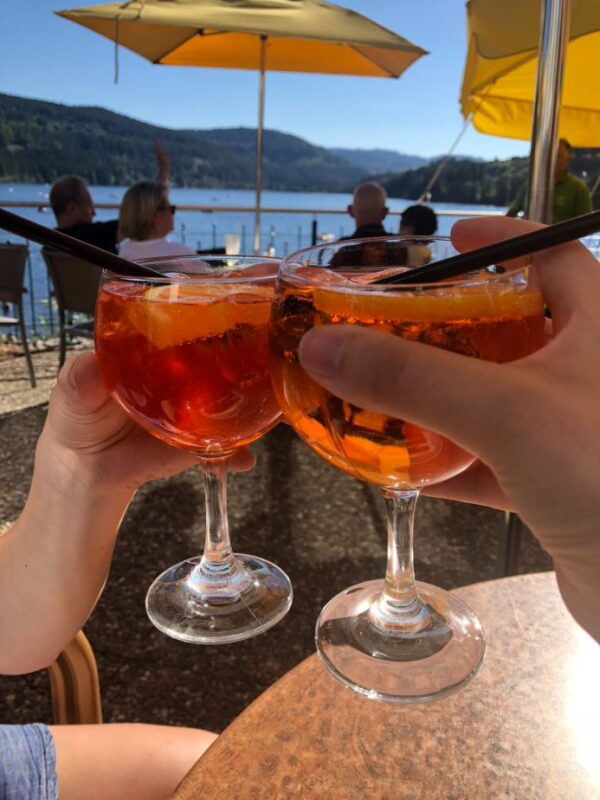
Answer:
[
  {"left": 155, "top": 138, "right": 170, "bottom": 184},
  {"left": 0, "top": 354, "right": 254, "bottom": 674}
]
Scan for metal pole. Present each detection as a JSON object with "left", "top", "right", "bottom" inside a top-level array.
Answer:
[
  {"left": 417, "top": 113, "right": 473, "bottom": 203},
  {"left": 502, "top": 0, "right": 571, "bottom": 577},
  {"left": 253, "top": 36, "right": 267, "bottom": 255},
  {"left": 26, "top": 245, "right": 37, "bottom": 335},
  {"left": 526, "top": 0, "right": 572, "bottom": 223},
  {"left": 311, "top": 219, "right": 318, "bottom": 245}
]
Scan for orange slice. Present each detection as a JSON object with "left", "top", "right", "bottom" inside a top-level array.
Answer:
[
  {"left": 129, "top": 283, "right": 273, "bottom": 349},
  {"left": 340, "top": 434, "right": 410, "bottom": 477},
  {"left": 313, "top": 286, "right": 543, "bottom": 323}
]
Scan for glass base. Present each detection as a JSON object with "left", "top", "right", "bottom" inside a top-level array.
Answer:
[
  {"left": 146, "top": 554, "right": 293, "bottom": 644},
  {"left": 316, "top": 579, "right": 485, "bottom": 703}
]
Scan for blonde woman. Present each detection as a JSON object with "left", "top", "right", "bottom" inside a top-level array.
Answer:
[{"left": 118, "top": 181, "right": 195, "bottom": 260}]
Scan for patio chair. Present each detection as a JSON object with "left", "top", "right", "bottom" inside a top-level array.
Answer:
[
  {"left": 0, "top": 243, "right": 36, "bottom": 388},
  {"left": 48, "top": 629, "right": 103, "bottom": 724},
  {"left": 42, "top": 248, "right": 101, "bottom": 369}
]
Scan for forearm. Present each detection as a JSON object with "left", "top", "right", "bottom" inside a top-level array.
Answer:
[
  {"left": 157, "top": 166, "right": 169, "bottom": 184},
  {"left": 0, "top": 439, "right": 134, "bottom": 674}
]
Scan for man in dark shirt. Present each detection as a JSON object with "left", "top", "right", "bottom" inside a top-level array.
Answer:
[
  {"left": 49, "top": 141, "right": 169, "bottom": 254},
  {"left": 341, "top": 182, "right": 389, "bottom": 240},
  {"left": 50, "top": 175, "right": 120, "bottom": 253}
]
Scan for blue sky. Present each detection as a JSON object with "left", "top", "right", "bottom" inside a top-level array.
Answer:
[{"left": 0, "top": 0, "right": 531, "bottom": 161}]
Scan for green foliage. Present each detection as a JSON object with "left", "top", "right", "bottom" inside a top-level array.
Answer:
[
  {"left": 2, "top": 92, "right": 598, "bottom": 205},
  {"left": 378, "top": 153, "right": 600, "bottom": 208},
  {"left": 0, "top": 93, "right": 364, "bottom": 191}
]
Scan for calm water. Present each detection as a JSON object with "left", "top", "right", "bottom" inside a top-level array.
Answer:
[{"left": 1, "top": 183, "right": 507, "bottom": 332}]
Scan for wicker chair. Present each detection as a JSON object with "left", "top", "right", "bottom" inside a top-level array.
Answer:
[
  {"left": 42, "top": 248, "right": 101, "bottom": 369},
  {"left": 0, "top": 243, "right": 36, "bottom": 387},
  {"left": 48, "top": 630, "right": 103, "bottom": 725}
]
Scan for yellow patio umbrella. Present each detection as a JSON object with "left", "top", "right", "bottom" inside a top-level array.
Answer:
[
  {"left": 460, "top": 0, "right": 600, "bottom": 146},
  {"left": 56, "top": 0, "right": 427, "bottom": 251}
]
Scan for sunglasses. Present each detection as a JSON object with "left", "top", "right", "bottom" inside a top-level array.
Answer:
[{"left": 158, "top": 203, "right": 177, "bottom": 214}]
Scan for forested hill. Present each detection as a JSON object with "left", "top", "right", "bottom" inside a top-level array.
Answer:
[
  {"left": 378, "top": 151, "right": 600, "bottom": 207},
  {"left": 1, "top": 92, "right": 598, "bottom": 205},
  {"left": 0, "top": 92, "right": 365, "bottom": 191},
  {"left": 330, "top": 147, "right": 428, "bottom": 174}
]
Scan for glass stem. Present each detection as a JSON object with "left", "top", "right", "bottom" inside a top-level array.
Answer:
[
  {"left": 369, "top": 489, "right": 432, "bottom": 633},
  {"left": 192, "top": 458, "right": 251, "bottom": 594}
]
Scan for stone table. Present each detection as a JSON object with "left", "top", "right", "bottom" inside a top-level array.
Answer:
[{"left": 172, "top": 572, "right": 600, "bottom": 799}]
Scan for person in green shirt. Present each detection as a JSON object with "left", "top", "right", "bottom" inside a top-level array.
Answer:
[{"left": 507, "top": 138, "right": 592, "bottom": 223}]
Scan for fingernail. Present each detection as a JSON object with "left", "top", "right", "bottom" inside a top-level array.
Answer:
[{"left": 299, "top": 327, "right": 347, "bottom": 378}]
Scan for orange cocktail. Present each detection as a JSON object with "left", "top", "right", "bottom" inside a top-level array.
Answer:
[
  {"left": 269, "top": 235, "right": 545, "bottom": 703},
  {"left": 271, "top": 277, "right": 544, "bottom": 489},
  {"left": 95, "top": 256, "right": 291, "bottom": 646},
  {"left": 96, "top": 278, "right": 280, "bottom": 453}
]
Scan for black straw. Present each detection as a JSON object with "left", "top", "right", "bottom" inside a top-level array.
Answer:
[
  {"left": 0, "top": 207, "right": 163, "bottom": 278},
  {"left": 373, "top": 209, "right": 600, "bottom": 285}
]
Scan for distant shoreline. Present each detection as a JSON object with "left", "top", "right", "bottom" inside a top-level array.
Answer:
[{"left": 0, "top": 182, "right": 507, "bottom": 211}]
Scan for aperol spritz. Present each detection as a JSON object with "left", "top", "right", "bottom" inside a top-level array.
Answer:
[
  {"left": 96, "top": 255, "right": 292, "bottom": 644},
  {"left": 270, "top": 237, "right": 545, "bottom": 701}
]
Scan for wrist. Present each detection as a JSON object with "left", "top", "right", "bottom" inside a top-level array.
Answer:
[{"left": 34, "top": 430, "right": 137, "bottom": 508}]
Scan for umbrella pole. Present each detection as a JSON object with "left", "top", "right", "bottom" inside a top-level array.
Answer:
[
  {"left": 253, "top": 36, "right": 267, "bottom": 255},
  {"left": 503, "top": 0, "right": 571, "bottom": 576},
  {"left": 526, "top": 0, "right": 572, "bottom": 223}
]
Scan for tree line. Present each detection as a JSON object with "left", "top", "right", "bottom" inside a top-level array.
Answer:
[{"left": 1, "top": 92, "right": 598, "bottom": 207}]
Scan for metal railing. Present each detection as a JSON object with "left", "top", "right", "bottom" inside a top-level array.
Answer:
[{"left": 1, "top": 200, "right": 597, "bottom": 343}]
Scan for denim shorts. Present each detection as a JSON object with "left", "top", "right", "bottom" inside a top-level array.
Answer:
[{"left": 0, "top": 724, "right": 58, "bottom": 800}]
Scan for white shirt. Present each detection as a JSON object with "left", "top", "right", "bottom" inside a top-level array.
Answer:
[{"left": 119, "top": 238, "right": 196, "bottom": 261}]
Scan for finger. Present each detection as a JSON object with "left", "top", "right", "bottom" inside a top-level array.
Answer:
[
  {"left": 452, "top": 217, "right": 600, "bottom": 325},
  {"left": 53, "top": 353, "right": 110, "bottom": 415},
  {"left": 424, "top": 460, "right": 511, "bottom": 511},
  {"left": 299, "top": 324, "right": 524, "bottom": 467},
  {"left": 49, "top": 353, "right": 132, "bottom": 452},
  {"left": 228, "top": 447, "right": 256, "bottom": 473},
  {"left": 452, "top": 216, "right": 544, "bottom": 260}
]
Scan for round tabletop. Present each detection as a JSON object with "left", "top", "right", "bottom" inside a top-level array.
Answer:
[{"left": 172, "top": 572, "right": 600, "bottom": 800}]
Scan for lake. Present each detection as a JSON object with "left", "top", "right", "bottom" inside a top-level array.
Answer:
[{"left": 1, "top": 183, "right": 507, "bottom": 332}]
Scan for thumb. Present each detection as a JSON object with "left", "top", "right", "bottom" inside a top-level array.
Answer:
[
  {"left": 53, "top": 352, "right": 109, "bottom": 415},
  {"left": 298, "top": 324, "right": 526, "bottom": 466},
  {"left": 47, "top": 352, "right": 131, "bottom": 451}
]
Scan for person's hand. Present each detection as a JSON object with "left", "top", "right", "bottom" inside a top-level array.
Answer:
[
  {"left": 155, "top": 138, "right": 170, "bottom": 184},
  {"left": 39, "top": 352, "right": 255, "bottom": 500},
  {"left": 298, "top": 216, "right": 600, "bottom": 640}
]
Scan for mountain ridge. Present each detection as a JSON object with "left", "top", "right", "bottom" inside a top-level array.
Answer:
[{"left": 1, "top": 92, "right": 598, "bottom": 207}]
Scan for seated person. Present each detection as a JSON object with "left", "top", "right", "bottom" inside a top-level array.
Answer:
[
  {"left": 118, "top": 181, "right": 195, "bottom": 260},
  {"left": 49, "top": 141, "right": 170, "bottom": 255},
  {"left": 399, "top": 204, "right": 439, "bottom": 266},
  {"left": 399, "top": 204, "right": 438, "bottom": 237},
  {"left": 49, "top": 176, "right": 120, "bottom": 254},
  {"left": 0, "top": 353, "right": 255, "bottom": 799},
  {"left": 341, "top": 183, "right": 389, "bottom": 240}
]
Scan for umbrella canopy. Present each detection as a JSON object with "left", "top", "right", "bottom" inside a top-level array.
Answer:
[
  {"left": 57, "top": 1, "right": 427, "bottom": 251},
  {"left": 57, "top": 0, "right": 425, "bottom": 77},
  {"left": 460, "top": 0, "right": 600, "bottom": 146}
]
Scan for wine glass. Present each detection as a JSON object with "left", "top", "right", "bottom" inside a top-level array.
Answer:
[
  {"left": 95, "top": 254, "right": 292, "bottom": 644},
  {"left": 270, "top": 236, "right": 545, "bottom": 702}
]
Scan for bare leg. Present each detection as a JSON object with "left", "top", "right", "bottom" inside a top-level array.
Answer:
[{"left": 50, "top": 723, "right": 217, "bottom": 800}]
